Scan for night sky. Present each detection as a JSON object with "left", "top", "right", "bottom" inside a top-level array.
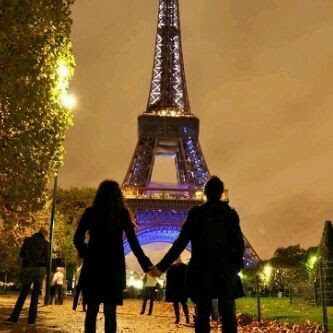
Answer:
[{"left": 60, "top": 0, "right": 333, "bottom": 260}]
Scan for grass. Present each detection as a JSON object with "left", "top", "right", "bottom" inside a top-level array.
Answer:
[{"left": 236, "top": 297, "right": 333, "bottom": 330}]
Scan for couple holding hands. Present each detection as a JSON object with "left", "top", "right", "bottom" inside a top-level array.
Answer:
[{"left": 74, "top": 176, "right": 245, "bottom": 333}]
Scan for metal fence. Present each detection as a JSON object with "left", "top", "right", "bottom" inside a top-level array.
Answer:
[{"left": 249, "top": 260, "right": 333, "bottom": 332}]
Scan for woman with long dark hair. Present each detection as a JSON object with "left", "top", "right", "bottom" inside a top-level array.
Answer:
[{"left": 74, "top": 180, "right": 152, "bottom": 333}]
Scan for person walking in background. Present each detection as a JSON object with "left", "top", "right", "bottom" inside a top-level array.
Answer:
[
  {"left": 51, "top": 267, "right": 65, "bottom": 304},
  {"left": 50, "top": 273, "right": 56, "bottom": 305},
  {"left": 150, "top": 176, "right": 245, "bottom": 333},
  {"left": 4, "top": 227, "right": 49, "bottom": 325},
  {"left": 139, "top": 273, "right": 158, "bottom": 315},
  {"left": 74, "top": 180, "right": 153, "bottom": 333},
  {"left": 165, "top": 256, "right": 190, "bottom": 324},
  {"left": 73, "top": 263, "right": 86, "bottom": 311}
]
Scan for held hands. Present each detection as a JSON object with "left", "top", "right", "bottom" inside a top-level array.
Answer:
[{"left": 148, "top": 265, "right": 162, "bottom": 277}]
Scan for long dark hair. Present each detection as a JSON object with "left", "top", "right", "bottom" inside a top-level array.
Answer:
[{"left": 92, "top": 180, "right": 125, "bottom": 225}]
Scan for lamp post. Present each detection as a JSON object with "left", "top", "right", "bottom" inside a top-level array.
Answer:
[{"left": 44, "top": 174, "right": 58, "bottom": 305}]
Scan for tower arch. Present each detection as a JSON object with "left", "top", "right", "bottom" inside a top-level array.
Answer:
[{"left": 123, "top": 225, "right": 191, "bottom": 256}]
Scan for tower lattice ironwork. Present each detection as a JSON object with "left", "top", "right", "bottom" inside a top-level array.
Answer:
[
  {"left": 146, "top": 0, "right": 190, "bottom": 114},
  {"left": 122, "top": 0, "right": 259, "bottom": 266}
]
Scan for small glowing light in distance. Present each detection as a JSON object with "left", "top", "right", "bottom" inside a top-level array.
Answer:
[
  {"left": 127, "top": 278, "right": 143, "bottom": 290},
  {"left": 195, "top": 190, "right": 204, "bottom": 199}
]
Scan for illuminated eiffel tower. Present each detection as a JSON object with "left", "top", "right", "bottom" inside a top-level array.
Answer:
[{"left": 122, "top": 0, "right": 259, "bottom": 266}]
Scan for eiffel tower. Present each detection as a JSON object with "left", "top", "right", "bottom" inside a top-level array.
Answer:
[{"left": 122, "top": 0, "right": 259, "bottom": 266}]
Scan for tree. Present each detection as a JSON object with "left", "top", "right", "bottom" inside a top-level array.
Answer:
[
  {"left": 0, "top": 187, "right": 95, "bottom": 284},
  {"left": 303, "top": 246, "right": 318, "bottom": 277},
  {"left": 268, "top": 245, "right": 307, "bottom": 291},
  {"left": 0, "top": 220, "right": 35, "bottom": 282},
  {"left": 271, "top": 245, "right": 305, "bottom": 267},
  {"left": 0, "top": 0, "right": 75, "bottom": 221},
  {"left": 56, "top": 187, "right": 96, "bottom": 226}
]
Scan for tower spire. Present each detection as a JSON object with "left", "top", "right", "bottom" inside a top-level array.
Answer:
[{"left": 146, "top": 0, "right": 191, "bottom": 115}]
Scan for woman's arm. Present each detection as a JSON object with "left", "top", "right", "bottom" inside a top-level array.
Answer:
[
  {"left": 123, "top": 209, "right": 152, "bottom": 272},
  {"left": 73, "top": 209, "right": 90, "bottom": 259}
]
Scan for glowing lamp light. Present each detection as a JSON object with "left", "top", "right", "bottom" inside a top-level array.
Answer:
[
  {"left": 123, "top": 187, "right": 138, "bottom": 199},
  {"left": 156, "top": 278, "right": 164, "bottom": 287},
  {"left": 57, "top": 63, "right": 70, "bottom": 80},
  {"left": 259, "top": 263, "right": 273, "bottom": 286},
  {"left": 61, "top": 93, "right": 77, "bottom": 109},
  {"left": 194, "top": 190, "right": 204, "bottom": 200},
  {"left": 222, "top": 190, "right": 229, "bottom": 202},
  {"left": 263, "top": 264, "right": 273, "bottom": 277},
  {"left": 307, "top": 255, "right": 318, "bottom": 270},
  {"left": 127, "top": 277, "right": 144, "bottom": 290}
]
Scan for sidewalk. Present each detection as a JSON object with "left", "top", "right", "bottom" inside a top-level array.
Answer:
[{"left": 0, "top": 294, "right": 194, "bottom": 332}]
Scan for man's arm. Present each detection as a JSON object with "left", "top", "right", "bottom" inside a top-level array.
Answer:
[
  {"left": 19, "top": 238, "right": 28, "bottom": 259},
  {"left": 156, "top": 207, "right": 196, "bottom": 273},
  {"left": 229, "top": 209, "right": 245, "bottom": 272},
  {"left": 41, "top": 239, "right": 49, "bottom": 267}
]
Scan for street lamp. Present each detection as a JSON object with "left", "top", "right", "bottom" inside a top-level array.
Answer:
[
  {"left": 61, "top": 93, "right": 77, "bottom": 109},
  {"left": 307, "top": 254, "right": 318, "bottom": 271},
  {"left": 43, "top": 60, "right": 76, "bottom": 304}
]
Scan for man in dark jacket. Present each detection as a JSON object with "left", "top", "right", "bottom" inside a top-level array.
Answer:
[
  {"left": 151, "top": 176, "right": 245, "bottom": 333},
  {"left": 5, "top": 227, "right": 49, "bottom": 325},
  {"left": 165, "top": 256, "right": 190, "bottom": 324}
]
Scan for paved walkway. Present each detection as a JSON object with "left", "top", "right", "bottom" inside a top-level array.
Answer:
[{"left": 0, "top": 294, "right": 197, "bottom": 333}]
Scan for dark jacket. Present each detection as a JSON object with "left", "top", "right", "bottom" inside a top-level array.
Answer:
[
  {"left": 157, "top": 201, "right": 245, "bottom": 301},
  {"left": 165, "top": 263, "right": 188, "bottom": 302},
  {"left": 73, "top": 207, "right": 152, "bottom": 304},
  {"left": 20, "top": 233, "right": 49, "bottom": 268}
]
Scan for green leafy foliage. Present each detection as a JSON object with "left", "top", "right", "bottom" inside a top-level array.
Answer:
[
  {"left": 271, "top": 245, "right": 307, "bottom": 290},
  {"left": 0, "top": 187, "right": 94, "bottom": 280},
  {"left": 0, "top": 0, "right": 75, "bottom": 219},
  {"left": 53, "top": 211, "right": 77, "bottom": 267},
  {"left": 0, "top": 221, "right": 35, "bottom": 281},
  {"left": 56, "top": 187, "right": 96, "bottom": 226}
]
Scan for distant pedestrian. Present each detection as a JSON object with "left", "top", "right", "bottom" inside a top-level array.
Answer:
[
  {"left": 4, "top": 227, "right": 49, "bottom": 325},
  {"left": 150, "top": 176, "right": 245, "bottom": 333},
  {"left": 166, "top": 257, "right": 190, "bottom": 324},
  {"left": 73, "top": 263, "right": 86, "bottom": 311},
  {"left": 140, "top": 274, "right": 158, "bottom": 315},
  {"left": 50, "top": 275, "right": 56, "bottom": 305},
  {"left": 74, "top": 180, "right": 153, "bottom": 333},
  {"left": 51, "top": 267, "right": 65, "bottom": 304}
]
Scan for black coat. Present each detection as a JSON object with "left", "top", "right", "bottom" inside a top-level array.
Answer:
[
  {"left": 74, "top": 207, "right": 152, "bottom": 304},
  {"left": 165, "top": 263, "right": 188, "bottom": 302},
  {"left": 20, "top": 233, "right": 49, "bottom": 268},
  {"left": 157, "top": 201, "right": 245, "bottom": 301}
]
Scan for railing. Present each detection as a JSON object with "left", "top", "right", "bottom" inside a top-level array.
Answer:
[{"left": 123, "top": 187, "right": 229, "bottom": 202}]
